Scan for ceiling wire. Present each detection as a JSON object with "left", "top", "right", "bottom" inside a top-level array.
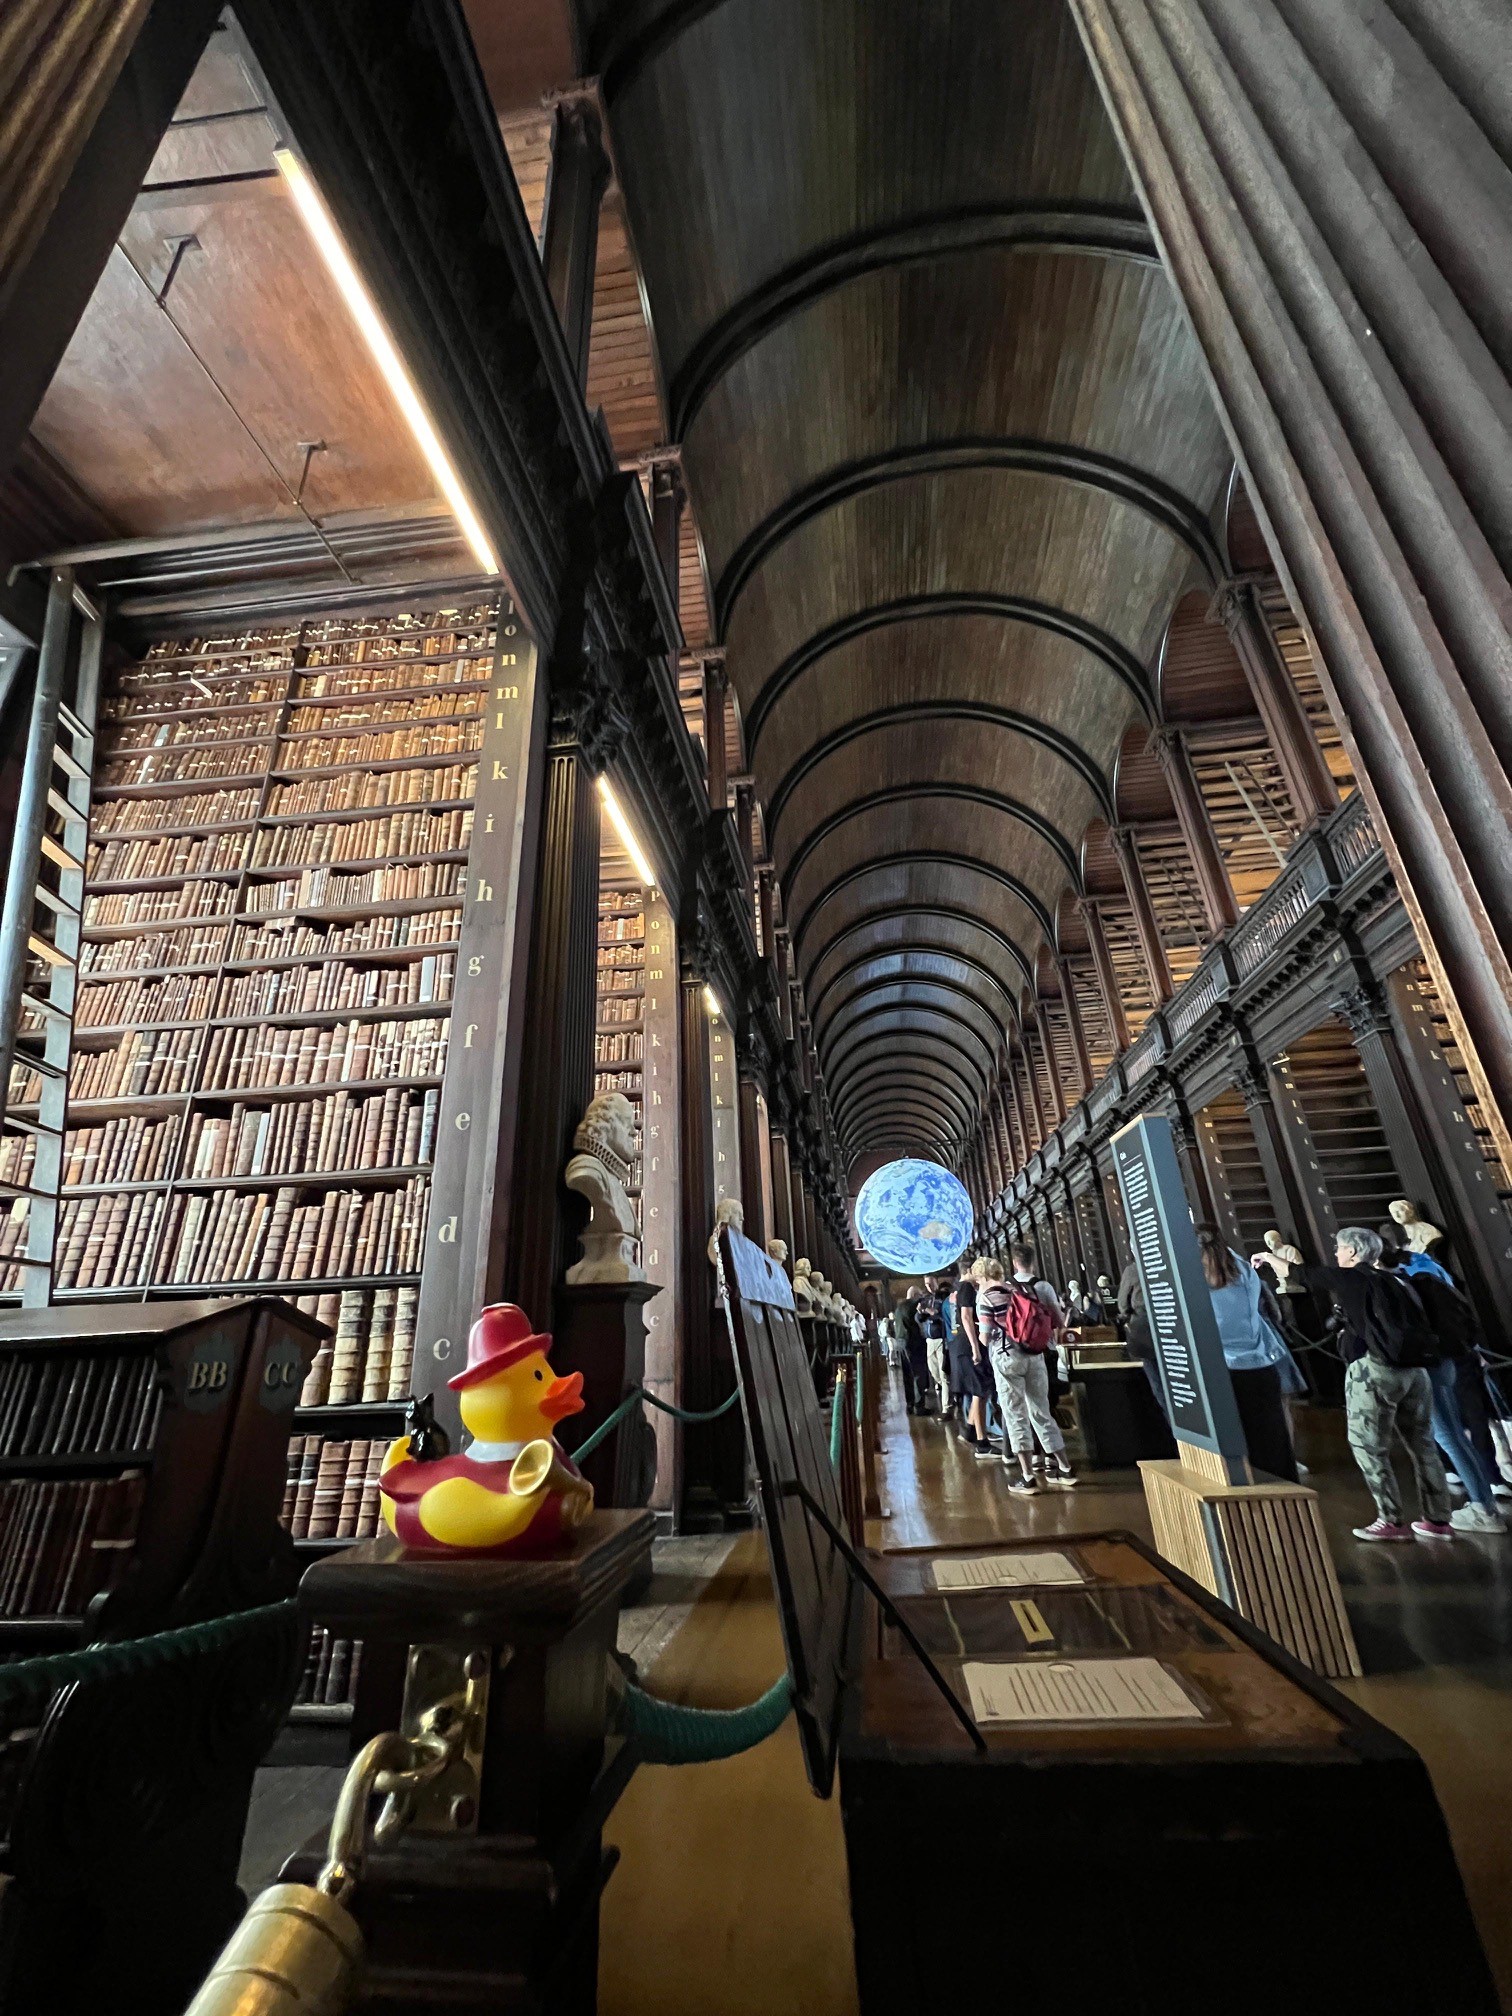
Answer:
[{"left": 113, "top": 239, "right": 358, "bottom": 586}]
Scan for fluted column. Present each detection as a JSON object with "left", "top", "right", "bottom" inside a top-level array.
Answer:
[
  {"left": 649, "top": 460, "right": 685, "bottom": 618},
  {"left": 1211, "top": 578, "right": 1338, "bottom": 827},
  {"left": 768, "top": 1120, "right": 795, "bottom": 1260},
  {"left": 1148, "top": 724, "right": 1239, "bottom": 934},
  {"left": 702, "top": 657, "right": 728, "bottom": 815},
  {"left": 1072, "top": 0, "right": 1512, "bottom": 1166},
  {"left": 1077, "top": 897, "right": 1132, "bottom": 1054},
  {"left": 1033, "top": 1005, "right": 1069, "bottom": 1124},
  {"left": 737, "top": 1064, "right": 769, "bottom": 1249},
  {"left": 1109, "top": 824, "right": 1174, "bottom": 1004}
]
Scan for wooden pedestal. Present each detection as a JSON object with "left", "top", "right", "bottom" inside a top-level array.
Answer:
[
  {"left": 1140, "top": 1456, "right": 1361, "bottom": 1678},
  {"left": 292, "top": 1511, "right": 654, "bottom": 2016},
  {"left": 553, "top": 1280, "right": 660, "bottom": 1508}
]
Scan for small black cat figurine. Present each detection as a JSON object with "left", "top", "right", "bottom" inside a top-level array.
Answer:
[{"left": 402, "top": 1391, "right": 451, "bottom": 1465}]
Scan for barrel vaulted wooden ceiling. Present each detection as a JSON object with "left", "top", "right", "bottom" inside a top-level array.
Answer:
[{"left": 572, "top": 0, "right": 1234, "bottom": 1167}]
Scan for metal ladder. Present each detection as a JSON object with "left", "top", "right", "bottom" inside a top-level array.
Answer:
[{"left": 0, "top": 568, "right": 103, "bottom": 1307}]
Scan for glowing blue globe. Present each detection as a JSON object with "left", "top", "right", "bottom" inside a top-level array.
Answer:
[{"left": 855, "top": 1158, "right": 974, "bottom": 1276}]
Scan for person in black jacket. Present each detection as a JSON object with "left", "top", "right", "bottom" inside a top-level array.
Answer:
[{"left": 1255, "top": 1225, "right": 1452, "bottom": 1544}]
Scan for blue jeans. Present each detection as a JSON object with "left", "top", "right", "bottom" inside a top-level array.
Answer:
[{"left": 1428, "top": 1358, "right": 1498, "bottom": 1509}]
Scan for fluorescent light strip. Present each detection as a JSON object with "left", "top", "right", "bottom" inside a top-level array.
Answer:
[
  {"left": 274, "top": 146, "right": 499, "bottom": 576},
  {"left": 597, "top": 776, "right": 656, "bottom": 887},
  {"left": 704, "top": 985, "right": 724, "bottom": 1019}
]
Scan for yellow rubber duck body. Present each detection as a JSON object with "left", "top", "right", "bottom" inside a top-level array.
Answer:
[{"left": 380, "top": 1304, "right": 589, "bottom": 1554}]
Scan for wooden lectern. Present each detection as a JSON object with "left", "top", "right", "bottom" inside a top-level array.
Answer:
[{"left": 1113, "top": 1115, "right": 1361, "bottom": 1678}]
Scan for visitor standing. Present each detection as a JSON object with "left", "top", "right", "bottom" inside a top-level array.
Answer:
[
  {"left": 919, "top": 1278, "right": 951, "bottom": 1417},
  {"left": 977, "top": 1248, "right": 1076, "bottom": 1494},
  {"left": 1196, "top": 1228, "right": 1303, "bottom": 1482},
  {"left": 1256, "top": 1226, "right": 1452, "bottom": 1542},
  {"left": 899, "top": 1286, "right": 930, "bottom": 1415},
  {"left": 1375, "top": 1228, "right": 1506, "bottom": 1534},
  {"left": 950, "top": 1258, "right": 996, "bottom": 1459}
]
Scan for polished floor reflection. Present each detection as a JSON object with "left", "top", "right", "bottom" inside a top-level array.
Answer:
[{"left": 598, "top": 1372, "right": 1512, "bottom": 2013}]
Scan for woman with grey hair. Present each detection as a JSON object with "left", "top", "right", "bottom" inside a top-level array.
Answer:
[{"left": 1254, "top": 1225, "right": 1452, "bottom": 1544}]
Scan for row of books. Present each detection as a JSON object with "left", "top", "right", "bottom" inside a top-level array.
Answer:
[
  {"left": 598, "top": 913, "right": 645, "bottom": 944},
  {"left": 241, "top": 861, "right": 462, "bottom": 912},
  {"left": 86, "top": 883, "right": 236, "bottom": 929},
  {"left": 251, "top": 806, "right": 472, "bottom": 868},
  {"left": 285, "top": 687, "right": 483, "bottom": 732},
  {"left": 282, "top": 1436, "right": 388, "bottom": 1540},
  {"left": 298, "top": 646, "right": 492, "bottom": 694},
  {"left": 279, "top": 722, "right": 481, "bottom": 770},
  {"left": 51, "top": 1174, "right": 428, "bottom": 1292},
  {"left": 88, "top": 829, "right": 251, "bottom": 882},
  {"left": 594, "top": 1030, "right": 644, "bottom": 1065},
  {"left": 0, "top": 1474, "right": 146, "bottom": 1619},
  {"left": 0, "top": 1352, "right": 163, "bottom": 1458},
  {"left": 56, "top": 1115, "right": 177, "bottom": 1187},
  {"left": 81, "top": 924, "right": 228, "bottom": 978},
  {"left": 226, "top": 909, "right": 461, "bottom": 962},
  {"left": 98, "top": 743, "right": 268, "bottom": 789},
  {"left": 102, "top": 675, "right": 287, "bottom": 718},
  {"left": 299, "top": 1282, "right": 418, "bottom": 1405},
  {"left": 598, "top": 993, "right": 642, "bottom": 1026},
  {"left": 70, "top": 1029, "right": 197, "bottom": 1102},
  {"left": 182, "top": 1087, "right": 440, "bottom": 1180},
  {"left": 196, "top": 1015, "right": 448, "bottom": 1092},
  {"left": 597, "top": 942, "right": 645, "bottom": 972},
  {"left": 106, "top": 708, "right": 279, "bottom": 754},
  {"left": 77, "top": 954, "right": 456, "bottom": 1032},
  {"left": 93, "top": 786, "right": 262, "bottom": 836},
  {"left": 301, "top": 607, "right": 493, "bottom": 654},
  {"left": 294, "top": 1628, "right": 363, "bottom": 1708},
  {"left": 264, "top": 762, "right": 476, "bottom": 818}
]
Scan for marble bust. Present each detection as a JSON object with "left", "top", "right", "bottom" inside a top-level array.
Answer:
[
  {"left": 707, "top": 1195, "right": 745, "bottom": 1264},
  {"left": 793, "top": 1257, "right": 815, "bottom": 1316},
  {"left": 765, "top": 1237, "right": 789, "bottom": 1269},
  {"left": 1258, "top": 1227, "right": 1304, "bottom": 1290},
  {"left": 1390, "top": 1197, "right": 1444, "bottom": 1254},
  {"left": 564, "top": 1091, "right": 644, "bottom": 1284}
]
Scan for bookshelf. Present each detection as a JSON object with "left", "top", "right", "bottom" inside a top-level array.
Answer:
[{"left": 595, "top": 861, "right": 646, "bottom": 1231}]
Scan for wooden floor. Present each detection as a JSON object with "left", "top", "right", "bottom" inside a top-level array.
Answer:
[{"left": 600, "top": 1373, "right": 1512, "bottom": 2013}]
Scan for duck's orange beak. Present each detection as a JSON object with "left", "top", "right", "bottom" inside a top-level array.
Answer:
[{"left": 539, "top": 1370, "right": 585, "bottom": 1422}]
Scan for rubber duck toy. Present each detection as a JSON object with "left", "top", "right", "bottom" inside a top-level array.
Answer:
[{"left": 380, "top": 1303, "right": 592, "bottom": 1555}]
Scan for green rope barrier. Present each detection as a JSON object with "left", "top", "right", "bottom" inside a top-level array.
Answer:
[
  {"left": 571, "top": 1383, "right": 742, "bottom": 1464},
  {"left": 617, "top": 1673, "right": 793, "bottom": 1764},
  {"left": 829, "top": 1386, "right": 844, "bottom": 1471},
  {"left": 0, "top": 1598, "right": 297, "bottom": 1716}
]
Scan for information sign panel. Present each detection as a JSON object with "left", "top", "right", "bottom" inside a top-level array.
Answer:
[{"left": 1111, "top": 1113, "right": 1247, "bottom": 1467}]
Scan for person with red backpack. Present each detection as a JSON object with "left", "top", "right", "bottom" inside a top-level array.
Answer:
[{"left": 976, "top": 1245, "right": 1076, "bottom": 1495}]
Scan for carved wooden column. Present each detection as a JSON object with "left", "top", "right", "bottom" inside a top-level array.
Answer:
[
  {"left": 1109, "top": 824, "right": 1174, "bottom": 1004},
  {"left": 540, "top": 96, "right": 609, "bottom": 388},
  {"left": 1033, "top": 1005, "right": 1069, "bottom": 1124},
  {"left": 1211, "top": 578, "right": 1338, "bottom": 827},
  {"left": 789, "top": 1146, "right": 810, "bottom": 1269},
  {"left": 1334, "top": 979, "right": 1448, "bottom": 1233},
  {"left": 1056, "top": 955, "right": 1096, "bottom": 1098},
  {"left": 649, "top": 460, "right": 685, "bottom": 617},
  {"left": 678, "top": 942, "right": 724, "bottom": 1525},
  {"left": 1072, "top": 0, "right": 1512, "bottom": 1169},
  {"left": 736, "top": 1044, "right": 769, "bottom": 1249},
  {"left": 1148, "top": 724, "right": 1239, "bottom": 934},
  {"left": 1011, "top": 1047, "right": 1040, "bottom": 1152},
  {"left": 768, "top": 1113, "right": 795, "bottom": 1261},
  {"left": 1231, "top": 1055, "right": 1310, "bottom": 1255},
  {"left": 1077, "top": 896, "right": 1131, "bottom": 1054},
  {"left": 702, "top": 658, "right": 728, "bottom": 814},
  {"left": 506, "top": 697, "right": 601, "bottom": 1333},
  {"left": 1025, "top": 1023, "right": 1057, "bottom": 1137}
]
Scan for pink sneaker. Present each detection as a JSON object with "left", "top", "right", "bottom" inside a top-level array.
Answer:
[
  {"left": 1412, "top": 1519, "right": 1456, "bottom": 1541},
  {"left": 1352, "top": 1518, "right": 1413, "bottom": 1542}
]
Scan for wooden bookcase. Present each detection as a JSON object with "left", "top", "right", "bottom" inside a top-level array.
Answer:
[
  {"left": 595, "top": 848, "right": 646, "bottom": 1232},
  {"left": 0, "top": 598, "right": 504, "bottom": 1715}
]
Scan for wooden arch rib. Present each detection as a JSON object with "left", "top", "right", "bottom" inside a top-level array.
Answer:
[
  {"left": 831, "top": 1032, "right": 985, "bottom": 1114},
  {"left": 818, "top": 971, "right": 1020, "bottom": 1056},
  {"left": 765, "top": 701, "right": 1113, "bottom": 849},
  {"left": 809, "top": 944, "right": 1021, "bottom": 1034},
  {"left": 790, "top": 852, "right": 1054, "bottom": 966},
  {"left": 834, "top": 1062, "right": 976, "bottom": 1135},
  {"left": 822, "top": 998, "right": 1004, "bottom": 1091},
  {"left": 805, "top": 906, "right": 1037, "bottom": 997},
  {"left": 851, "top": 1120, "right": 956, "bottom": 1154},
  {"left": 843, "top": 1092, "right": 959, "bottom": 1138},
  {"left": 715, "top": 439, "right": 1222, "bottom": 635},
  {"left": 839, "top": 1078, "right": 973, "bottom": 1133},
  {"left": 828, "top": 1018, "right": 994, "bottom": 1103},
  {"left": 781, "top": 780, "right": 1081, "bottom": 892},
  {"left": 665, "top": 209, "right": 1158, "bottom": 441},
  {"left": 843, "top": 1105, "right": 960, "bottom": 1152},
  {"left": 745, "top": 593, "right": 1155, "bottom": 759},
  {"left": 818, "top": 981, "right": 1007, "bottom": 1068}
]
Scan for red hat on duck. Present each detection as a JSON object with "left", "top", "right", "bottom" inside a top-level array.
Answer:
[{"left": 448, "top": 1303, "right": 553, "bottom": 1390}]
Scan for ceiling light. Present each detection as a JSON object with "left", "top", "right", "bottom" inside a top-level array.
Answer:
[
  {"left": 597, "top": 775, "right": 656, "bottom": 887},
  {"left": 274, "top": 146, "right": 500, "bottom": 575},
  {"left": 704, "top": 986, "right": 724, "bottom": 1019}
]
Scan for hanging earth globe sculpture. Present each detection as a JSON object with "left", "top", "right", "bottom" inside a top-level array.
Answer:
[{"left": 854, "top": 1158, "right": 974, "bottom": 1276}]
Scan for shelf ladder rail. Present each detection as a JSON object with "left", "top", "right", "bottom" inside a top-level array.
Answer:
[{"left": 0, "top": 568, "right": 104, "bottom": 1307}]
